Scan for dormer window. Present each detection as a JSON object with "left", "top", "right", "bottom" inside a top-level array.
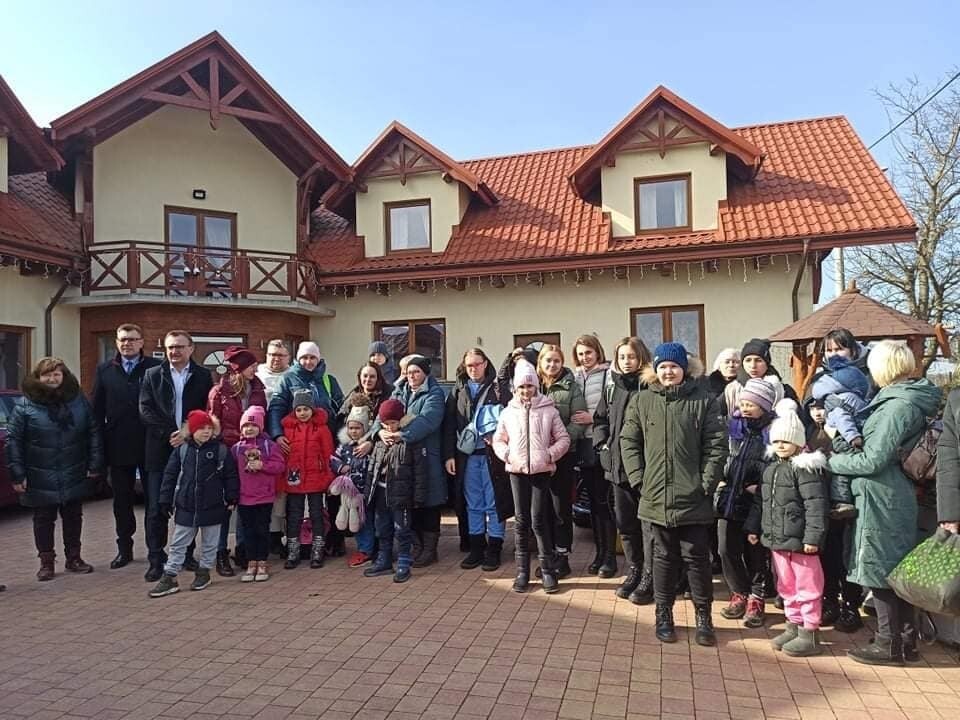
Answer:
[
  {"left": 634, "top": 174, "right": 690, "bottom": 233},
  {"left": 386, "top": 200, "right": 431, "bottom": 252}
]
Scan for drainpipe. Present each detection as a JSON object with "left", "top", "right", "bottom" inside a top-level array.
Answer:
[
  {"left": 44, "top": 279, "right": 70, "bottom": 356},
  {"left": 791, "top": 239, "right": 811, "bottom": 322}
]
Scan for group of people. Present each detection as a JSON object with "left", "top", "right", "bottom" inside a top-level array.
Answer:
[{"left": 4, "top": 323, "right": 960, "bottom": 668}]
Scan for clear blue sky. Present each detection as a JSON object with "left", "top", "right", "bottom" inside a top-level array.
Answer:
[{"left": 2, "top": 1, "right": 954, "bottom": 170}]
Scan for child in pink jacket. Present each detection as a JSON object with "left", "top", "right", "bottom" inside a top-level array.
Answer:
[
  {"left": 493, "top": 360, "right": 570, "bottom": 594},
  {"left": 231, "top": 406, "right": 285, "bottom": 582}
]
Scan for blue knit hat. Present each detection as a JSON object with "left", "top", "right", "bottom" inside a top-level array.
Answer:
[
  {"left": 826, "top": 356, "right": 869, "bottom": 398},
  {"left": 652, "top": 342, "right": 688, "bottom": 372}
]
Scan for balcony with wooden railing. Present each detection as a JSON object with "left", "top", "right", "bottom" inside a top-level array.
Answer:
[{"left": 80, "top": 241, "right": 322, "bottom": 308}]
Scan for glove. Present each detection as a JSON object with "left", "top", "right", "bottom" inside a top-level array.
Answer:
[
  {"left": 158, "top": 503, "right": 172, "bottom": 518},
  {"left": 850, "top": 436, "right": 863, "bottom": 449}
]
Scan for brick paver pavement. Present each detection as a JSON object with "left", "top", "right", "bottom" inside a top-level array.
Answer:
[{"left": 0, "top": 500, "right": 958, "bottom": 720}]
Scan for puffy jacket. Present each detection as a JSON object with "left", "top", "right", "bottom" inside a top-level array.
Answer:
[
  {"left": 493, "top": 394, "right": 570, "bottom": 475},
  {"left": 267, "top": 360, "right": 344, "bottom": 438},
  {"left": 746, "top": 450, "right": 829, "bottom": 552},
  {"left": 231, "top": 436, "right": 285, "bottom": 506},
  {"left": 574, "top": 363, "right": 611, "bottom": 417},
  {"left": 368, "top": 433, "right": 430, "bottom": 509},
  {"left": 619, "top": 364, "right": 728, "bottom": 527},
  {"left": 542, "top": 367, "right": 587, "bottom": 448},
  {"left": 810, "top": 372, "right": 868, "bottom": 445},
  {"left": 207, "top": 374, "right": 267, "bottom": 447},
  {"left": 281, "top": 407, "right": 335, "bottom": 494},
  {"left": 331, "top": 430, "right": 372, "bottom": 496},
  {"left": 937, "top": 388, "right": 960, "bottom": 524},
  {"left": 592, "top": 369, "right": 644, "bottom": 487},
  {"left": 5, "top": 371, "right": 104, "bottom": 508},
  {"left": 160, "top": 438, "right": 239, "bottom": 527}
]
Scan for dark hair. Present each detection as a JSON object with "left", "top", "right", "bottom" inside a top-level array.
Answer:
[
  {"left": 823, "top": 328, "right": 858, "bottom": 353},
  {"left": 164, "top": 330, "right": 193, "bottom": 345},
  {"left": 612, "top": 336, "right": 652, "bottom": 373},
  {"left": 456, "top": 347, "right": 493, "bottom": 382},
  {"left": 356, "top": 363, "right": 387, "bottom": 395},
  {"left": 116, "top": 323, "right": 143, "bottom": 338}
]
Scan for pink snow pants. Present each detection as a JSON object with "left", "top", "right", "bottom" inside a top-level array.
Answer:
[{"left": 771, "top": 549, "right": 824, "bottom": 630}]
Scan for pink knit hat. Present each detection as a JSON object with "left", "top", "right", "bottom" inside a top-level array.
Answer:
[
  {"left": 240, "top": 405, "right": 265, "bottom": 431},
  {"left": 513, "top": 359, "right": 539, "bottom": 391}
]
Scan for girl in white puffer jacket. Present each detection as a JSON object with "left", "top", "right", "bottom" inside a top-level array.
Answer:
[{"left": 493, "top": 360, "right": 570, "bottom": 595}]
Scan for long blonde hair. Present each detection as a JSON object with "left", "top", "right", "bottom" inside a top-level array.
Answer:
[{"left": 537, "top": 344, "right": 565, "bottom": 387}]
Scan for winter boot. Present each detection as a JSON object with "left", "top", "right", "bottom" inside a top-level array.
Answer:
[
  {"left": 628, "top": 570, "right": 654, "bottom": 605},
  {"left": 216, "top": 549, "right": 235, "bottom": 577},
  {"left": 284, "top": 540, "right": 301, "bottom": 569},
  {"left": 363, "top": 548, "right": 394, "bottom": 577},
  {"left": 513, "top": 551, "right": 530, "bottom": 593},
  {"left": 655, "top": 603, "right": 677, "bottom": 643},
  {"left": 695, "top": 605, "right": 717, "bottom": 647},
  {"left": 461, "top": 535, "right": 486, "bottom": 570},
  {"left": 310, "top": 536, "right": 326, "bottom": 569},
  {"left": 587, "top": 516, "right": 604, "bottom": 575},
  {"left": 413, "top": 531, "right": 439, "bottom": 568},
  {"left": 148, "top": 573, "right": 179, "bottom": 598},
  {"left": 394, "top": 552, "right": 413, "bottom": 583},
  {"left": 616, "top": 567, "right": 642, "bottom": 599},
  {"left": 821, "top": 596, "right": 841, "bottom": 626},
  {"left": 743, "top": 595, "right": 766, "bottom": 628},
  {"left": 482, "top": 537, "right": 503, "bottom": 572},
  {"left": 721, "top": 592, "right": 748, "bottom": 619},
  {"left": 540, "top": 555, "right": 559, "bottom": 594},
  {"left": 771, "top": 622, "right": 799, "bottom": 651},
  {"left": 847, "top": 635, "right": 904, "bottom": 666},
  {"left": 782, "top": 627, "right": 822, "bottom": 657},
  {"left": 598, "top": 549, "right": 618, "bottom": 579},
  {"left": 555, "top": 552, "right": 571, "bottom": 579},
  {"left": 596, "top": 512, "right": 618, "bottom": 578},
  {"left": 37, "top": 551, "right": 56, "bottom": 582},
  {"left": 190, "top": 569, "right": 212, "bottom": 591},
  {"left": 411, "top": 529, "right": 424, "bottom": 564},
  {"left": 64, "top": 548, "right": 93, "bottom": 574}
]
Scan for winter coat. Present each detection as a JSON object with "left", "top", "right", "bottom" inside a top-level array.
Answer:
[
  {"left": 716, "top": 412, "right": 774, "bottom": 522},
  {"left": 592, "top": 369, "right": 645, "bottom": 487},
  {"left": 619, "top": 362, "right": 728, "bottom": 527},
  {"left": 706, "top": 370, "right": 737, "bottom": 400},
  {"left": 723, "top": 366, "right": 797, "bottom": 420},
  {"left": 159, "top": 437, "right": 239, "bottom": 527},
  {"left": 493, "top": 393, "right": 571, "bottom": 476},
  {"left": 92, "top": 352, "right": 161, "bottom": 467},
  {"left": 367, "top": 432, "right": 429, "bottom": 509},
  {"left": 542, "top": 367, "right": 588, "bottom": 450},
  {"left": 443, "top": 366, "right": 513, "bottom": 521},
  {"left": 574, "top": 363, "right": 611, "bottom": 417},
  {"left": 5, "top": 371, "right": 104, "bottom": 508},
  {"left": 937, "top": 388, "right": 960, "bottom": 524},
  {"left": 281, "top": 407, "right": 335, "bottom": 494},
  {"left": 810, "top": 372, "right": 868, "bottom": 445},
  {"left": 746, "top": 450, "right": 829, "bottom": 552},
  {"left": 828, "top": 378, "right": 941, "bottom": 588},
  {"left": 267, "top": 360, "right": 344, "bottom": 439},
  {"left": 371, "top": 375, "right": 447, "bottom": 507},
  {"left": 810, "top": 342, "right": 877, "bottom": 399},
  {"left": 207, "top": 374, "right": 267, "bottom": 448},
  {"left": 331, "top": 430, "right": 372, "bottom": 497},
  {"left": 139, "top": 361, "right": 214, "bottom": 472},
  {"left": 231, "top": 436, "right": 285, "bottom": 506}
]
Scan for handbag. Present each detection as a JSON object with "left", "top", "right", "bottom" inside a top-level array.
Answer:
[
  {"left": 897, "top": 418, "right": 942, "bottom": 487},
  {"left": 887, "top": 528, "right": 960, "bottom": 616},
  {"left": 456, "top": 385, "right": 493, "bottom": 455}
]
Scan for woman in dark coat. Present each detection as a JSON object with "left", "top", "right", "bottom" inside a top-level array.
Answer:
[
  {"left": 338, "top": 363, "right": 389, "bottom": 429},
  {"left": 5, "top": 357, "right": 103, "bottom": 581}
]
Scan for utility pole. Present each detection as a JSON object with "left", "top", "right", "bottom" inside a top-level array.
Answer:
[{"left": 834, "top": 247, "right": 846, "bottom": 296}]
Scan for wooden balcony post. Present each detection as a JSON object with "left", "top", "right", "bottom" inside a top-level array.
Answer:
[{"left": 127, "top": 242, "right": 139, "bottom": 292}]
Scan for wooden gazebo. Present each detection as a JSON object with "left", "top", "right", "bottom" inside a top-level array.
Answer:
[{"left": 769, "top": 283, "right": 951, "bottom": 397}]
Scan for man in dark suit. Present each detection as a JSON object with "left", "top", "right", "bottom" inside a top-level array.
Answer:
[
  {"left": 92, "top": 323, "right": 161, "bottom": 569},
  {"left": 139, "top": 330, "right": 213, "bottom": 581}
]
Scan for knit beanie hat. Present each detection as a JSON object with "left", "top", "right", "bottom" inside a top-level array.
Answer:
[
  {"left": 224, "top": 345, "right": 257, "bottom": 372},
  {"left": 368, "top": 340, "right": 390, "bottom": 358},
  {"left": 346, "top": 403, "right": 371, "bottom": 431},
  {"left": 240, "top": 405, "right": 265, "bottom": 431},
  {"left": 713, "top": 348, "right": 740, "bottom": 372},
  {"left": 296, "top": 341, "right": 321, "bottom": 360},
  {"left": 378, "top": 398, "right": 405, "bottom": 423},
  {"left": 292, "top": 388, "right": 315, "bottom": 409},
  {"left": 741, "top": 338, "right": 772, "bottom": 364},
  {"left": 740, "top": 378, "right": 777, "bottom": 413},
  {"left": 187, "top": 409, "right": 215, "bottom": 435},
  {"left": 406, "top": 355, "right": 432, "bottom": 376},
  {"left": 652, "top": 342, "right": 689, "bottom": 372},
  {"left": 769, "top": 399, "right": 806, "bottom": 447},
  {"left": 513, "top": 359, "right": 539, "bottom": 390},
  {"left": 826, "top": 356, "right": 869, "bottom": 398}
]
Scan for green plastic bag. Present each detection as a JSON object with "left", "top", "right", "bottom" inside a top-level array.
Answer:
[{"left": 887, "top": 528, "right": 960, "bottom": 616}]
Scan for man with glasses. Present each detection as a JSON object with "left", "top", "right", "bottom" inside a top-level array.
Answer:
[
  {"left": 257, "top": 339, "right": 291, "bottom": 404},
  {"left": 139, "top": 330, "right": 213, "bottom": 581},
  {"left": 92, "top": 324, "right": 161, "bottom": 570}
]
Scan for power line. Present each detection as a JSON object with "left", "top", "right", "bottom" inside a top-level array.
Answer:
[{"left": 868, "top": 69, "right": 960, "bottom": 149}]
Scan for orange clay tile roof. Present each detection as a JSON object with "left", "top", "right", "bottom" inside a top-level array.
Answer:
[
  {"left": 0, "top": 173, "right": 82, "bottom": 266},
  {"left": 307, "top": 115, "right": 915, "bottom": 284}
]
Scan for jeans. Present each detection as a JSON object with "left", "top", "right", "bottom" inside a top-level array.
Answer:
[
  {"left": 33, "top": 500, "right": 83, "bottom": 555},
  {"left": 771, "top": 550, "right": 824, "bottom": 629},
  {"left": 372, "top": 486, "right": 414, "bottom": 557},
  {"left": 648, "top": 523, "right": 713, "bottom": 607},
  {"left": 238, "top": 504, "right": 272, "bottom": 561},
  {"left": 286, "top": 493, "right": 325, "bottom": 541},
  {"left": 612, "top": 483, "right": 653, "bottom": 572},
  {"left": 465, "top": 454, "right": 505, "bottom": 539},
  {"left": 164, "top": 523, "right": 219, "bottom": 575},
  {"left": 822, "top": 519, "right": 862, "bottom": 609},
  {"left": 510, "top": 473, "right": 554, "bottom": 559},
  {"left": 218, "top": 507, "right": 246, "bottom": 552},
  {"left": 109, "top": 465, "right": 139, "bottom": 553},
  {"left": 145, "top": 470, "right": 170, "bottom": 563},
  {"left": 548, "top": 454, "right": 575, "bottom": 553},
  {"left": 354, "top": 506, "right": 376, "bottom": 554},
  {"left": 718, "top": 517, "right": 769, "bottom": 598}
]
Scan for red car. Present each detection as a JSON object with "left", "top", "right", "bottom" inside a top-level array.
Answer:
[{"left": 0, "top": 391, "right": 23, "bottom": 508}]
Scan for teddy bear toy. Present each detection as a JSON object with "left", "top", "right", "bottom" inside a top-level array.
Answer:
[{"left": 328, "top": 475, "right": 364, "bottom": 533}]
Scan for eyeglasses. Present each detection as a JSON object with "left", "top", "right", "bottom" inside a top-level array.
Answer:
[
  {"left": 165, "top": 345, "right": 188, "bottom": 351},
  {"left": 117, "top": 337, "right": 142, "bottom": 343},
  {"left": 266, "top": 353, "right": 289, "bottom": 358}
]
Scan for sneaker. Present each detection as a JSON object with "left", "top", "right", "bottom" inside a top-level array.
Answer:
[
  {"left": 241, "top": 562, "right": 257, "bottom": 583},
  {"left": 721, "top": 592, "right": 748, "bottom": 620},
  {"left": 190, "top": 570, "right": 212, "bottom": 591},
  {"left": 348, "top": 551, "right": 371, "bottom": 568},
  {"left": 149, "top": 574, "right": 180, "bottom": 598},
  {"left": 743, "top": 596, "right": 766, "bottom": 629},
  {"left": 254, "top": 562, "right": 270, "bottom": 582}
]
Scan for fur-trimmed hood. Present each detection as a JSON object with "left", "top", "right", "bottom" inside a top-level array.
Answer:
[
  {"left": 641, "top": 355, "right": 704, "bottom": 389},
  {"left": 21, "top": 369, "right": 81, "bottom": 405},
  {"left": 765, "top": 447, "right": 827, "bottom": 472}
]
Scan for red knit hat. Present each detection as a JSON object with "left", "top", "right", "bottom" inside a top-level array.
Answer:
[
  {"left": 187, "top": 410, "right": 215, "bottom": 435},
  {"left": 378, "top": 399, "right": 405, "bottom": 423}
]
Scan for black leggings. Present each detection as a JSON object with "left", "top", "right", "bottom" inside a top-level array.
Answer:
[
  {"left": 510, "top": 473, "right": 553, "bottom": 560},
  {"left": 286, "top": 493, "right": 325, "bottom": 541},
  {"left": 718, "top": 517, "right": 769, "bottom": 598},
  {"left": 548, "top": 454, "right": 576, "bottom": 553},
  {"left": 238, "top": 503, "right": 272, "bottom": 561},
  {"left": 822, "top": 519, "right": 862, "bottom": 608},
  {"left": 612, "top": 483, "right": 653, "bottom": 572}
]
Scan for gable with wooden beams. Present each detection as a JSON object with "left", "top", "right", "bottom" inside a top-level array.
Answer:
[
  {"left": 569, "top": 85, "right": 764, "bottom": 198},
  {"left": 0, "top": 75, "right": 64, "bottom": 176},
  {"left": 49, "top": 31, "right": 352, "bottom": 251}
]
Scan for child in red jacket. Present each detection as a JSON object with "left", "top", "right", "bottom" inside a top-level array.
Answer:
[{"left": 282, "top": 389, "right": 334, "bottom": 569}]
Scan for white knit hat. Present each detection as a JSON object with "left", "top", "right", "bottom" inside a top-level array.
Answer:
[
  {"left": 345, "top": 403, "right": 371, "bottom": 431},
  {"left": 296, "top": 341, "right": 321, "bottom": 360},
  {"left": 769, "top": 399, "right": 806, "bottom": 447}
]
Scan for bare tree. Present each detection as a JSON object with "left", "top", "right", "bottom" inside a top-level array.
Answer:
[{"left": 849, "top": 71, "right": 960, "bottom": 370}]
